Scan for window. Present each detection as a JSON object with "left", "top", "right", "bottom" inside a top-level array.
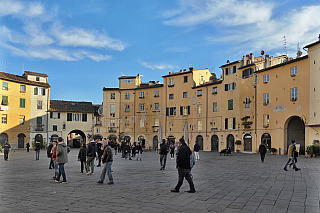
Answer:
[
  {"left": 72, "top": 113, "right": 82, "bottom": 121},
  {"left": 242, "top": 68, "right": 253, "bottom": 79},
  {"left": 139, "top": 104, "right": 145, "bottom": 112},
  {"left": 213, "top": 102, "right": 218, "bottom": 112},
  {"left": 2, "top": 96, "right": 8, "bottom": 105},
  {"left": 226, "top": 66, "right": 236, "bottom": 75},
  {"left": 110, "top": 119, "right": 115, "bottom": 127},
  {"left": 291, "top": 66, "right": 297, "bottom": 76},
  {"left": 110, "top": 105, "right": 115, "bottom": 113},
  {"left": 96, "top": 128, "right": 100, "bottom": 133},
  {"left": 263, "top": 93, "right": 269, "bottom": 105},
  {"left": 169, "top": 122, "right": 173, "bottom": 131},
  {"left": 34, "top": 87, "right": 38, "bottom": 95},
  {"left": 228, "top": 99, "right": 233, "bottom": 110},
  {"left": 225, "top": 83, "right": 235, "bottom": 91},
  {"left": 263, "top": 114, "right": 269, "bottom": 127},
  {"left": 37, "top": 100, "right": 42, "bottom": 110},
  {"left": 20, "top": 85, "right": 26, "bottom": 93},
  {"left": 182, "top": 106, "right": 188, "bottom": 115},
  {"left": 183, "top": 76, "right": 188, "bottom": 83},
  {"left": 197, "top": 90, "right": 202, "bottom": 96},
  {"left": 169, "top": 94, "right": 174, "bottom": 100},
  {"left": 212, "top": 87, "right": 217, "bottom": 94},
  {"left": 2, "top": 81, "right": 8, "bottom": 90},
  {"left": 110, "top": 93, "right": 115, "bottom": 99},
  {"left": 125, "top": 104, "right": 130, "bottom": 112},
  {"left": 263, "top": 74, "right": 269, "bottom": 83},
  {"left": 50, "top": 112, "right": 60, "bottom": 119},
  {"left": 125, "top": 92, "right": 130, "bottom": 100},
  {"left": 225, "top": 118, "right": 236, "bottom": 129},
  {"left": 183, "top": 92, "right": 188, "bottom": 98},
  {"left": 211, "top": 120, "right": 217, "bottom": 130},
  {"left": 1, "top": 114, "right": 7, "bottom": 124},
  {"left": 154, "top": 103, "right": 159, "bottom": 110},
  {"left": 82, "top": 114, "right": 87, "bottom": 122},
  {"left": 34, "top": 87, "right": 45, "bottom": 95},
  {"left": 245, "top": 97, "right": 251, "bottom": 108},
  {"left": 197, "top": 104, "right": 202, "bottom": 114},
  {"left": 125, "top": 117, "right": 129, "bottom": 126},
  {"left": 37, "top": 116, "right": 42, "bottom": 125},
  {"left": 140, "top": 91, "right": 145, "bottom": 98},
  {"left": 140, "top": 119, "right": 145, "bottom": 128},
  {"left": 197, "top": 121, "right": 202, "bottom": 130},
  {"left": 121, "top": 79, "right": 134, "bottom": 83},
  {"left": 19, "top": 115, "right": 25, "bottom": 125},
  {"left": 225, "top": 68, "right": 229, "bottom": 75},
  {"left": 167, "top": 107, "right": 176, "bottom": 116},
  {"left": 67, "top": 113, "right": 72, "bottom": 121},
  {"left": 20, "top": 98, "right": 25, "bottom": 108},
  {"left": 36, "top": 77, "right": 39, "bottom": 81},
  {"left": 291, "top": 88, "right": 298, "bottom": 101},
  {"left": 53, "top": 125, "right": 57, "bottom": 131},
  {"left": 154, "top": 90, "right": 159, "bottom": 97},
  {"left": 169, "top": 78, "right": 174, "bottom": 86}
]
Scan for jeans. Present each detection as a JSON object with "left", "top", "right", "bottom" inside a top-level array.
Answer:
[
  {"left": 57, "top": 163, "right": 67, "bottom": 182},
  {"left": 80, "top": 160, "right": 86, "bottom": 173},
  {"left": 194, "top": 151, "right": 200, "bottom": 160},
  {"left": 175, "top": 167, "right": 195, "bottom": 190},
  {"left": 4, "top": 151, "right": 9, "bottom": 160},
  {"left": 136, "top": 151, "right": 141, "bottom": 159},
  {"left": 100, "top": 161, "right": 113, "bottom": 183},
  {"left": 86, "top": 156, "right": 95, "bottom": 173},
  {"left": 35, "top": 151, "right": 40, "bottom": 160},
  {"left": 260, "top": 153, "right": 266, "bottom": 162},
  {"left": 53, "top": 160, "right": 59, "bottom": 178},
  {"left": 284, "top": 157, "right": 297, "bottom": 169},
  {"left": 160, "top": 154, "right": 167, "bottom": 169},
  {"left": 122, "top": 150, "right": 125, "bottom": 157},
  {"left": 97, "top": 153, "right": 102, "bottom": 166}
]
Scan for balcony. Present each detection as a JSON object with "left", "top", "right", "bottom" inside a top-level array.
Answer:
[
  {"left": 95, "top": 121, "right": 102, "bottom": 126},
  {"left": 153, "top": 126, "right": 159, "bottom": 132},
  {"left": 108, "top": 127, "right": 117, "bottom": 133},
  {"left": 35, "top": 124, "right": 44, "bottom": 131}
]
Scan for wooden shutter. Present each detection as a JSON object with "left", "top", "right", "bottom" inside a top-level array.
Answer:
[
  {"left": 34, "top": 87, "right": 38, "bottom": 95},
  {"left": 180, "top": 106, "right": 183, "bottom": 115},
  {"left": 42, "top": 88, "right": 46, "bottom": 96},
  {"left": 67, "top": 113, "right": 72, "bottom": 121},
  {"left": 233, "top": 66, "right": 236, "bottom": 73},
  {"left": 166, "top": 108, "right": 169, "bottom": 116},
  {"left": 50, "top": 112, "right": 53, "bottom": 118},
  {"left": 188, "top": 106, "right": 190, "bottom": 115},
  {"left": 225, "top": 84, "right": 228, "bottom": 91},
  {"left": 58, "top": 113, "right": 60, "bottom": 119},
  {"left": 233, "top": 118, "right": 236, "bottom": 129},
  {"left": 233, "top": 82, "right": 236, "bottom": 89},
  {"left": 225, "top": 118, "right": 228, "bottom": 129}
]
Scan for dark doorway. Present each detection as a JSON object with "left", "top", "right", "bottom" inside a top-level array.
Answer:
[
  {"left": 0, "top": 133, "right": 8, "bottom": 146},
  {"left": 68, "top": 130, "right": 86, "bottom": 148},
  {"left": 196, "top": 135, "right": 203, "bottom": 150},
  {"left": 18, "top": 133, "right": 25, "bottom": 148},
  {"left": 123, "top": 135, "right": 130, "bottom": 142},
  {"left": 243, "top": 133, "right": 252, "bottom": 152},
  {"left": 51, "top": 134, "right": 59, "bottom": 143},
  {"left": 108, "top": 134, "right": 118, "bottom": 142},
  {"left": 35, "top": 134, "right": 43, "bottom": 145},
  {"left": 227, "top": 134, "right": 235, "bottom": 152},
  {"left": 211, "top": 135, "right": 219, "bottom": 152},
  {"left": 138, "top": 135, "right": 145, "bottom": 148},
  {"left": 153, "top": 135, "right": 158, "bottom": 149},
  {"left": 287, "top": 116, "right": 305, "bottom": 154},
  {"left": 261, "top": 133, "right": 271, "bottom": 151}
]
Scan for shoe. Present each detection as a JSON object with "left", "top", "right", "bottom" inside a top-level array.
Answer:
[
  {"left": 289, "top": 164, "right": 292, "bottom": 168},
  {"left": 97, "top": 180, "right": 103, "bottom": 184},
  {"left": 55, "top": 180, "right": 60, "bottom": 183},
  {"left": 107, "top": 182, "right": 114, "bottom": 185},
  {"left": 86, "top": 172, "right": 91, "bottom": 175},
  {"left": 97, "top": 165, "right": 101, "bottom": 167},
  {"left": 171, "top": 189, "right": 179, "bottom": 193},
  {"left": 186, "top": 189, "right": 196, "bottom": 193},
  {"left": 60, "top": 181, "right": 67, "bottom": 184},
  {"left": 295, "top": 168, "right": 301, "bottom": 171},
  {"left": 49, "top": 167, "right": 52, "bottom": 169},
  {"left": 160, "top": 167, "right": 163, "bottom": 170},
  {"left": 52, "top": 177, "right": 56, "bottom": 180},
  {"left": 284, "top": 168, "right": 288, "bottom": 171},
  {"left": 129, "top": 158, "right": 132, "bottom": 160}
]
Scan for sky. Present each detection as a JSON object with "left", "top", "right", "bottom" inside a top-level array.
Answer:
[{"left": 1, "top": 0, "right": 320, "bottom": 104}]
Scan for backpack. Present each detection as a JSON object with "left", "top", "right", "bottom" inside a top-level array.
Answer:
[{"left": 190, "top": 155, "right": 196, "bottom": 168}]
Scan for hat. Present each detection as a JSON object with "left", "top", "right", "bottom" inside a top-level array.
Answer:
[{"left": 291, "top": 140, "right": 296, "bottom": 144}]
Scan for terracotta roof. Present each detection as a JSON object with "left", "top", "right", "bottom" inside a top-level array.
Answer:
[
  {"left": 192, "top": 80, "right": 223, "bottom": 88},
  {"left": 304, "top": 40, "right": 320, "bottom": 49},
  {"left": 24, "top": 71, "right": 48, "bottom": 77},
  {"left": 49, "top": 100, "right": 95, "bottom": 113},
  {"left": 0, "top": 72, "right": 50, "bottom": 87},
  {"left": 103, "top": 87, "right": 119, "bottom": 91},
  {"left": 219, "top": 60, "right": 240, "bottom": 68},
  {"left": 162, "top": 70, "right": 192, "bottom": 78}
]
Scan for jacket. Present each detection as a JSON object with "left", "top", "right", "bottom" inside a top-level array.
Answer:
[
  {"left": 97, "top": 142, "right": 103, "bottom": 155},
  {"left": 56, "top": 142, "right": 70, "bottom": 164},
  {"left": 159, "top": 143, "right": 168, "bottom": 155},
  {"left": 136, "top": 145, "right": 143, "bottom": 153},
  {"left": 78, "top": 146, "right": 87, "bottom": 161},
  {"left": 287, "top": 144, "right": 295, "bottom": 157},
  {"left": 176, "top": 143, "right": 192, "bottom": 169},
  {"left": 52, "top": 146, "right": 57, "bottom": 161},
  {"left": 259, "top": 144, "right": 267, "bottom": 154},
  {"left": 35, "top": 142, "right": 41, "bottom": 151},
  {"left": 47, "top": 144, "right": 53, "bottom": 158},
  {"left": 3, "top": 143, "right": 11, "bottom": 153},
  {"left": 194, "top": 143, "right": 200, "bottom": 152},
  {"left": 102, "top": 145, "right": 113, "bottom": 163},
  {"left": 87, "top": 142, "right": 97, "bottom": 157}
]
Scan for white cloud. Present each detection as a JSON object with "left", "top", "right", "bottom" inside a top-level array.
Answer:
[
  {"left": 140, "top": 61, "right": 178, "bottom": 70},
  {"left": 0, "top": 0, "right": 44, "bottom": 17}
]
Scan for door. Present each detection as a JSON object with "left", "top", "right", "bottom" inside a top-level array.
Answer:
[
  {"left": 227, "top": 134, "right": 235, "bottom": 152},
  {"left": 243, "top": 134, "right": 252, "bottom": 152},
  {"left": 18, "top": 133, "right": 25, "bottom": 148},
  {"left": 196, "top": 135, "right": 203, "bottom": 150},
  {"left": 153, "top": 135, "right": 158, "bottom": 149},
  {"left": 211, "top": 135, "right": 219, "bottom": 151},
  {"left": 261, "top": 133, "right": 271, "bottom": 151}
]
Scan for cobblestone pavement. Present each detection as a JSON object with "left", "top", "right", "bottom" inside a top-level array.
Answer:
[{"left": 0, "top": 149, "right": 320, "bottom": 213}]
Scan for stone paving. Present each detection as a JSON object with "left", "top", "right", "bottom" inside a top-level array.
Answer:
[{"left": 0, "top": 149, "right": 320, "bottom": 213}]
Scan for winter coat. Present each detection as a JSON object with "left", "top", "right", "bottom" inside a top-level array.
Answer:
[
  {"left": 97, "top": 142, "right": 103, "bottom": 155},
  {"left": 159, "top": 142, "right": 168, "bottom": 155},
  {"left": 56, "top": 142, "right": 70, "bottom": 164},
  {"left": 87, "top": 142, "right": 97, "bottom": 157},
  {"left": 34, "top": 142, "right": 41, "bottom": 151},
  {"left": 3, "top": 143, "right": 11, "bottom": 153},
  {"left": 124, "top": 144, "right": 131, "bottom": 153},
  {"left": 102, "top": 145, "right": 113, "bottom": 163},
  {"left": 136, "top": 145, "right": 143, "bottom": 153},
  {"left": 47, "top": 144, "right": 53, "bottom": 158},
  {"left": 287, "top": 144, "right": 294, "bottom": 157},
  {"left": 259, "top": 144, "right": 267, "bottom": 154},
  {"left": 194, "top": 143, "right": 200, "bottom": 152},
  {"left": 78, "top": 146, "right": 87, "bottom": 161},
  {"left": 52, "top": 146, "right": 57, "bottom": 161},
  {"left": 176, "top": 143, "right": 192, "bottom": 169}
]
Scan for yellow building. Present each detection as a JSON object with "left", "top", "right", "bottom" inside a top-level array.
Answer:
[{"left": 0, "top": 71, "right": 50, "bottom": 149}]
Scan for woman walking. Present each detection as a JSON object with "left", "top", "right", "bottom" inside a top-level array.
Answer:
[
  {"left": 78, "top": 142, "right": 87, "bottom": 173},
  {"left": 170, "top": 142, "right": 175, "bottom": 159},
  {"left": 34, "top": 140, "right": 41, "bottom": 160},
  {"left": 136, "top": 142, "right": 143, "bottom": 161}
]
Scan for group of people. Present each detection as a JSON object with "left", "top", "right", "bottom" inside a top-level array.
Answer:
[{"left": 120, "top": 140, "right": 143, "bottom": 161}]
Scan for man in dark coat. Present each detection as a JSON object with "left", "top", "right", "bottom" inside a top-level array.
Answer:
[
  {"left": 171, "top": 138, "right": 196, "bottom": 193},
  {"left": 26, "top": 142, "right": 30, "bottom": 152},
  {"left": 47, "top": 142, "right": 54, "bottom": 169},
  {"left": 86, "top": 138, "right": 97, "bottom": 175},
  {"left": 78, "top": 142, "right": 87, "bottom": 173},
  {"left": 96, "top": 140, "right": 103, "bottom": 167},
  {"left": 259, "top": 143, "right": 267, "bottom": 162},
  {"left": 159, "top": 139, "right": 168, "bottom": 170},
  {"left": 3, "top": 140, "right": 11, "bottom": 161}
]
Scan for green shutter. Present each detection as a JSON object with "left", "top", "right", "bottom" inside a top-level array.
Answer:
[
  {"left": 2, "top": 96, "right": 8, "bottom": 105},
  {"left": 166, "top": 108, "right": 169, "bottom": 116},
  {"left": 228, "top": 100, "right": 233, "bottom": 110},
  {"left": 20, "top": 98, "right": 25, "bottom": 108},
  {"left": 34, "top": 87, "right": 38, "bottom": 95}
]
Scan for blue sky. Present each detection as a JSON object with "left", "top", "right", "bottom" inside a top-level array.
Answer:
[{"left": 1, "top": 0, "right": 320, "bottom": 104}]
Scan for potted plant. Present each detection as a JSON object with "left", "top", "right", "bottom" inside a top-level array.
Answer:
[
  {"left": 235, "top": 140, "right": 241, "bottom": 153},
  {"left": 270, "top": 148, "right": 277, "bottom": 155},
  {"left": 314, "top": 144, "right": 319, "bottom": 157},
  {"left": 306, "top": 145, "right": 313, "bottom": 158}
]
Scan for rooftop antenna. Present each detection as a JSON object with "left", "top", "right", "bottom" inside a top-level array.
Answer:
[
  {"left": 296, "top": 42, "right": 302, "bottom": 58},
  {"left": 282, "top": 36, "right": 287, "bottom": 56},
  {"left": 5, "top": 61, "right": 9, "bottom": 72},
  {"left": 61, "top": 95, "right": 66, "bottom": 100},
  {"left": 188, "top": 60, "right": 191, "bottom": 68}
]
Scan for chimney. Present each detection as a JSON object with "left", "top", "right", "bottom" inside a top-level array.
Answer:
[
  {"left": 189, "top": 67, "right": 194, "bottom": 71},
  {"left": 250, "top": 53, "right": 254, "bottom": 63},
  {"left": 318, "top": 34, "right": 320, "bottom": 40},
  {"left": 179, "top": 70, "right": 182, "bottom": 73},
  {"left": 227, "top": 60, "right": 230, "bottom": 64},
  {"left": 183, "top": 69, "right": 186, "bottom": 72},
  {"left": 169, "top": 72, "right": 171, "bottom": 74}
]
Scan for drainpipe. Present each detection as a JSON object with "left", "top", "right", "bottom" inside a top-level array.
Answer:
[
  {"left": 119, "top": 90, "right": 121, "bottom": 142},
  {"left": 134, "top": 90, "right": 136, "bottom": 142},
  {"left": 206, "top": 86, "right": 208, "bottom": 138},
  {"left": 255, "top": 81, "right": 258, "bottom": 152}
]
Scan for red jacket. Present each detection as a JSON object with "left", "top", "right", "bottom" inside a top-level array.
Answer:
[{"left": 52, "top": 146, "right": 57, "bottom": 161}]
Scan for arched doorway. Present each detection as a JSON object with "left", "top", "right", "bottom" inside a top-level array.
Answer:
[
  {"left": 153, "top": 135, "right": 158, "bottom": 149},
  {"left": 0, "top": 133, "right": 8, "bottom": 146},
  {"left": 243, "top": 133, "right": 252, "bottom": 152},
  {"left": 123, "top": 135, "right": 131, "bottom": 142},
  {"left": 35, "top": 134, "right": 43, "bottom": 145},
  {"left": 138, "top": 135, "right": 146, "bottom": 147},
  {"left": 211, "top": 135, "right": 219, "bottom": 152},
  {"left": 18, "top": 133, "right": 25, "bottom": 148},
  {"left": 167, "top": 135, "right": 176, "bottom": 145},
  {"left": 227, "top": 134, "right": 235, "bottom": 152},
  {"left": 50, "top": 134, "right": 59, "bottom": 143},
  {"left": 68, "top": 130, "right": 86, "bottom": 148},
  {"left": 286, "top": 116, "right": 305, "bottom": 154},
  {"left": 196, "top": 135, "right": 203, "bottom": 150},
  {"left": 261, "top": 133, "right": 271, "bottom": 151},
  {"left": 93, "top": 134, "right": 103, "bottom": 140}
]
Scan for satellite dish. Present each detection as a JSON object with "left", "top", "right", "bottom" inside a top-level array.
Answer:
[{"left": 98, "top": 106, "right": 106, "bottom": 116}]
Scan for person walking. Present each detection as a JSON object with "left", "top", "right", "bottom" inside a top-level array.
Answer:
[
  {"left": 26, "top": 141, "right": 30, "bottom": 152},
  {"left": 47, "top": 142, "right": 54, "bottom": 169},
  {"left": 97, "top": 140, "right": 114, "bottom": 185},
  {"left": 78, "top": 142, "right": 87, "bottom": 173},
  {"left": 96, "top": 140, "right": 103, "bottom": 167},
  {"left": 132, "top": 142, "right": 136, "bottom": 158},
  {"left": 34, "top": 140, "right": 41, "bottom": 160},
  {"left": 86, "top": 138, "right": 97, "bottom": 175},
  {"left": 170, "top": 143, "right": 175, "bottom": 159},
  {"left": 159, "top": 139, "right": 168, "bottom": 170},
  {"left": 136, "top": 142, "right": 143, "bottom": 161},
  {"left": 284, "top": 140, "right": 301, "bottom": 171},
  {"left": 121, "top": 140, "right": 125, "bottom": 158},
  {"left": 3, "top": 140, "right": 11, "bottom": 161},
  {"left": 113, "top": 140, "right": 117, "bottom": 155},
  {"left": 55, "top": 137, "right": 70, "bottom": 184},
  {"left": 124, "top": 141, "right": 132, "bottom": 160},
  {"left": 259, "top": 143, "right": 267, "bottom": 163},
  {"left": 193, "top": 141, "right": 200, "bottom": 161},
  {"left": 52, "top": 141, "right": 59, "bottom": 181},
  {"left": 171, "top": 138, "right": 196, "bottom": 193}
]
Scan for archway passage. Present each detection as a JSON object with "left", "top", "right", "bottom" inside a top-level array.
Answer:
[
  {"left": 108, "top": 134, "right": 118, "bottom": 142},
  {"left": 211, "top": 135, "right": 219, "bottom": 152},
  {"left": 287, "top": 116, "right": 305, "bottom": 154},
  {"left": 0, "top": 133, "right": 8, "bottom": 146},
  {"left": 261, "top": 133, "right": 271, "bottom": 151},
  {"left": 93, "top": 134, "right": 103, "bottom": 140},
  {"left": 196, "top": 135, "right": 203, "bottom": 150},
  {"left": 243, "top": 133, "right": 252, "bottom": 152},
  {"left": 50, "top": 134, "right": 59, "bottom": 143},
  {"left": 227, "top": 134, "right": 235, "bottom": 152},
  {"left": 153, "top": 135, "right": 158, "bottom": 149},
  {"left": 68, "top": 130, "right": 86, "bottom": 148},
  {"left": 35, "top": 134, "right": 43, "bottom": 145},
  {"left": 123, "top": 135, "right": 130, "bottom": 142},
  {"left": 138, "top": 135, "right": 145, "bottom": 148},
  {"left": 18, "top": 133, "right": 25, "bottom": 148}
]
